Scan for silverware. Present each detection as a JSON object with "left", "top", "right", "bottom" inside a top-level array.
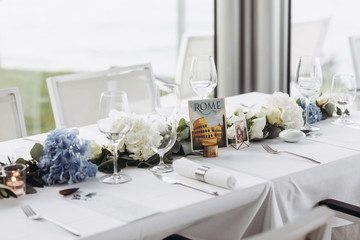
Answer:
[
  {"left": 261, "top": 143, "right": 321, "bottom": 164},
  {"left": 21, "top": 205, "right": 81, "bottom": 236},
  {"left": 153, "top": 173, "right": 219, "bottom": 196}
]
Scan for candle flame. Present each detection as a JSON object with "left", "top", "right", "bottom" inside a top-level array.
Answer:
[{"left": 11, "top": 176, "right": 17, "bottom": 182}]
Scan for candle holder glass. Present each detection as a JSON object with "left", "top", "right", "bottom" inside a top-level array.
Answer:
[{"left": 2, "top": 163, "right": 26, "bottom": 197}]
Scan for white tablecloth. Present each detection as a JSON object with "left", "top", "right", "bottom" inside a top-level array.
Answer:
[{"left": 1, "top": 92, "right": 360, "bottom": 240}]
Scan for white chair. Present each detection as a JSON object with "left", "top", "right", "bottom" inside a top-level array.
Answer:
[
  {"left": 175, "top": 33, "right": 214, "bottom": 99},
  {"left": 244, "top": 206, "right": 334, "bottom": 240},
  {"left": 47, "top": 63, "right": 156, "bottom": 128},
  {"left": 349, "top": 36, "right": 360, "bottom": 89},
  {"left": 0, "top": 88, "right": 27, "bottom": 141}
]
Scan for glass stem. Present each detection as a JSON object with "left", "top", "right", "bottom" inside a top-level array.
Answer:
[
  {"left": 340, "top": 107, "right": 346, "bottom": 121},
  {"left": 305, "top": 97, "right": 310, "bottom": 129},
  {"left": 159, "top": 154, "right": 165, "bottom": 166},
  {"left": 112, "top": 139, "right": 120, "bottom": 177}
]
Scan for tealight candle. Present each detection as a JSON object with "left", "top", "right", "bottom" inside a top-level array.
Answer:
[{"left": 2, "top": 164, "right": 26, "bottom": 197}]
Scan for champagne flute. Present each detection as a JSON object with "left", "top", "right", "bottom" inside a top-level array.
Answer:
[
  {"left": 97, "top": 91, "right": 132, "bottom": 184},
  {"left": 331, "top": 74, "right": 357, "bottom": 124},
  {"left": 295, "top": 56, "right": 323, "bottom": 131},
  {"left": 190, "top": 55, "right": 218, "bottom": 99},
  {"left": 149, "top": 82, "right": 180, "bottom": 173}
]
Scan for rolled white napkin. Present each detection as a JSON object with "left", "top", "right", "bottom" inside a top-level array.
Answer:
[{"left": 173, "top": 158, "right": 236, "bottom": 189}]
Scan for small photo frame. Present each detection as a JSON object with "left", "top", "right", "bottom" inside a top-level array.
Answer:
[{"left": 231, "top": 116, "right": 249, "bottom": 150}]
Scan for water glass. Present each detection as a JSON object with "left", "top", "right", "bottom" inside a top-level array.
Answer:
[{"left": 331, "top": 74, "right": 357, "bottom": 124}]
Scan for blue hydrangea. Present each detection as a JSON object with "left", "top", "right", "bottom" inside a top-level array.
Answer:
[
  {"left": 38, "top": 128, "right": 98, "bottom": 185},
  {"left": 300, "top": 98, "right": 322, "bottom": 124}
]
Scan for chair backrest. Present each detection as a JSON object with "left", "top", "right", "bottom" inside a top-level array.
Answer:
[
  {"left": 349, "top": 36, "right": 360, "bottom": 87},
  {"left": 244, "top": 206, "right": 334, "bottom": 240},
  {"left": 47, "top": 63, "right": 156, "bottom": 128},
  {"left": 175, "top": 33, "right": 214, "bottom": 99},
  {"left": 0, "top": 88, "right": 27, "bottom": 141},
  {"left": 291, "top": 17, "right": 331, "bottom": 77}
]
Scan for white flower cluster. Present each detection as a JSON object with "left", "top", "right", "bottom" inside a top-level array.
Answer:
[
  {"left": 118, "top": 114, "right": 163, "bottom": 161},
  {"left": 263, "top": 92, "right": 303, "bottom": 130},
  {"left": 227, "top": 107, "right": 266, "bottom": 140}
]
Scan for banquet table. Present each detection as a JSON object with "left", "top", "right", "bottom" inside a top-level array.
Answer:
[{"left": 1, "top": 92, "right": 360, "bottom": 240}]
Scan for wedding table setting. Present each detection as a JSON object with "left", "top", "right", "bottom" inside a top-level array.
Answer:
[{"left": 1, "top": 55, "right": 360, "bottom": 240}]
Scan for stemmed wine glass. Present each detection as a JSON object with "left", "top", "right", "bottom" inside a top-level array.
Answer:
[
  {"left": 295, "top": 56, "right": 323, "bottom": 131},
  {"left": 149, "top": 82, "right": 180, "bottom": 173},
  {"left": 97, "top": 91, "right": 132, "bottom": 184},
  {"left": 189, "top": 55, "right": 218, "bottom": 99},
  {"left": 331, "top": 74, "right": 357, "bottom": 124}
]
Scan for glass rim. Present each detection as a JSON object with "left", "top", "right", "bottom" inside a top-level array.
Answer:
[
  {"left": 2, "top": 163, "right": 26, "bottom": 172},
  {"left": 332, "top": 74, "right": 355, "bottom": 79},
  {"left": 101, "top": 90, "right": 127, "bottom": 97}
]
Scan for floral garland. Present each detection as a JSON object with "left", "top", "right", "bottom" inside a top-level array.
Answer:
[{"left": 1, "top": 92, "right": 343, "bottom": 198}]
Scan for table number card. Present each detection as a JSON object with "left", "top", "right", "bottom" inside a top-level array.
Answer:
[
  {"left": 188, "top": 98, "right": 228, "bottom": 152},
  {"left": 231, "top": 116, "right": 249, "bottom": 150}
]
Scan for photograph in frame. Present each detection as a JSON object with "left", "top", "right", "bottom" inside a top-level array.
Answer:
[{"left": 232, "top": 116, "right": 249, "bottom": 150}]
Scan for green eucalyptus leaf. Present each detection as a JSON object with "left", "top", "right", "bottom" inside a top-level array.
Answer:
[
  {"left": 296, "top": 98, "right": 302, "bottom": 106},
  {"left": 176, "top": 118, "right": 188, "bottom": 132},
  {"left": 30, "top": 143, "right": 44, "bottom": 161},
  {"left": 179, "top": 127, "right": 190, "bottom": 140},
  {"left": 0, "top": 184, "right": 17, "bottom": 198},
  {"left": 266, "top": 126, "right": 282, "bottom": 139},
  {"left": 97, "top": 159, "right": 116, "bottom": 173},
  {"left": 0, "top": 188, "right": 9, "bottom": 198},
  {"left": 324, "top": 103, "right": 335, "bottom": 116},
  {"left": 336, "top": 107, "right": 342, "bottom": 116},
  {"left": 15, "top": 158, "right": 27, "bottom": 165}
]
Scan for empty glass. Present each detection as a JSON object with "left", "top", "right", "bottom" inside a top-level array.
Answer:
[
  {"left": 189, "top": 55, "right": 218, "bottom": 99},
  {"left": 149, "top": 82, "right": 179, "bottom": 173},
  {"left": 148, "top": 114, "right": 177, "bottom": 173},
  {"left": 295, "top": 56, "right": 323, "bottom": 131},
  {"left": 97, "top": 91, "right": 132, "bottom": 184},
  {"left": 331, "top": 74, "right": 357, "bottom": 124}
]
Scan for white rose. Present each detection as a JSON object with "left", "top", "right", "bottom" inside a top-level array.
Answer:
[
  {"left": 234, "top": 107, "right": 245, "bottom": 118},
  {"left": 249, "top": 111, "right": 266, "bottom": 140},
  {"left": 263, "top": 106, "right": 282, "bottom": 125},
  {"left": 316, "top": 93, "right": 331, "bottom": 106},
  {"left": 281, "top": 105, "right": 303, "bottom": 129},
  {"left": 265, "top": 92, "right": 303, "bottom": 130},
  {"left": 89, "top": 140, "right": 102, "bottom": 158}
]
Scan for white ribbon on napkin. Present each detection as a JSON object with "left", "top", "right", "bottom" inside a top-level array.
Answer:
[{"left": 173, "top": 158, "right": 236, "bottom": 189}]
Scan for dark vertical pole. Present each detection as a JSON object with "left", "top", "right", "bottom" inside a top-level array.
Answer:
[
  {"left": 214, "top": 0, "right": 218, "bottom": 98},
  {"left": 250, "top": 0, "right": 256, "bottom": 92},
  {"left": 286, "top": 0, "right": 291, "bottom": 94},
  {"left": 239, "top": 0, "right": 245, "bottom": 93}
]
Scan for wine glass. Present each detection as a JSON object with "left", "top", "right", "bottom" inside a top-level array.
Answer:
[
  {"left": 155, "top": 82, "right": 181, "bottom": 118},
  {"left": 295, "top": 56, "right": 323, "bottom": 131},
  {"left": 331, "top": 74, "right": 357, "bottom": 124},
  {"left": 97, "top": 91, "right": 132, "bottom": 184},
  {"left": 148, "top": 114, "right": 177, "bottom": 173},
  {"left": 189, "top": 55, "right": 218, "bottom": 99},
  {"left": 149, "top": 82, "right": 180, "bottom": 173}
]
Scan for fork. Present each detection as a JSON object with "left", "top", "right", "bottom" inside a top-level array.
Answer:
[
  {"left": 153, "top": 173, "right": 219, "bottom": 196},
  {"left": 21, "top": 205, "right": 81, "bottom": 236},
  {"left": 261, "top": 143, "right": 321, "bottom": 164}
]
